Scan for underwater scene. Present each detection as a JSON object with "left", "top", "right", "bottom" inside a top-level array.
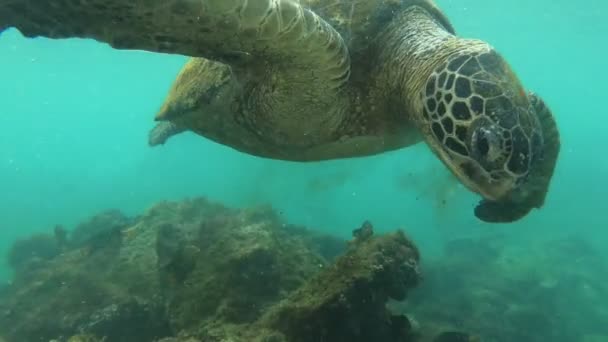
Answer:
[{"left": 0, "top": 0, "right": 606, "bottom": 341}]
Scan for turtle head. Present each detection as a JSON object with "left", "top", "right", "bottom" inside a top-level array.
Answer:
[{"left": 419, "top": 48, "right": 560, "bottom": 222}]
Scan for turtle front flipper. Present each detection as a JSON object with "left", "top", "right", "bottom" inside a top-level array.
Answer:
[
  {"left": 1, "top": 0, "right": 351, "bottom": 147},
  {"left": 0, "top": 1, "right": 346, "bottom": 68}
]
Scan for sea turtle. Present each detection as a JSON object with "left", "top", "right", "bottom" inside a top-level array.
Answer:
[{"left": 0, "top": 0, "right": 560, "bottom": 222}]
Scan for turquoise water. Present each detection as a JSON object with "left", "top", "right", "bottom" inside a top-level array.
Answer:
[{"left": 0, "top": 0, "right": 606, "bottom": 286}]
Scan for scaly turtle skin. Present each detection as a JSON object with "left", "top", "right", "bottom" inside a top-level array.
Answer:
[{"left": 0, "top": 0, "right": 560, "bottom": 222}]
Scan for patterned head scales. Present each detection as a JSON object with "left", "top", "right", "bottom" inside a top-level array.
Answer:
[{"left": 421, "top": 49, "right": 544, "bottom": 202}]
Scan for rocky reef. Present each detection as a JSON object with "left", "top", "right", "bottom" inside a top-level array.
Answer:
[
  {"left": 0, "top": 198, "right": 458, "bottom": 342},
  {"left": 3, "top": 197, "right": 605, "bottom": 342},
  {"left": 396, "top": 234, "right": 608, "bottom": 342}
]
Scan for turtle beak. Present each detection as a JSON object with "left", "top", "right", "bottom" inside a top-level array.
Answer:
[
  {"left": 474, "top": 198, "right": 533, "bottom": 223},
  {"left": 474, "top": 92, "right": 561, "bottom": 223}
]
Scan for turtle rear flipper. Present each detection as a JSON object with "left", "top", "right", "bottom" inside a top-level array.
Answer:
[{"left": 148, "top": 122, "right": 186, "bottom": 147}]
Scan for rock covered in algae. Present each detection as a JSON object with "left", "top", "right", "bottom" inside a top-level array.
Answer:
[
  {"left": 154, "top": 202, "right": 329, "bottom": 334},
  {"left": 68, "top": 209, "right": 135, "bottom": 248},
  {"left": 6, "top": 232, "right": 63, "bottom": 271},
  {"left": 1, "top": 196, "right": 487, "bottom": 342},
  {"left": 0, "top": 209, "right": 168, "bottom": 341},
  {"left": 0, "top": 198, "right": 348, "bottom": 342},
  {"left": 253, "top": 220, "right": 422, "bottom": 342}
]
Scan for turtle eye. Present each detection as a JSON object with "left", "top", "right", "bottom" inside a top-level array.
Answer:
[
  {"left": 476, "top": 133, "right": 490, "bottom": 157},
  {"left": 471, "top": 126, "right": 502, "bottom": 164}
]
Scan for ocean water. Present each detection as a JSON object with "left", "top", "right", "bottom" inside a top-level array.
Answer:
[{"left": 0, "top": 0, "right": 606, "bottom": 338}]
